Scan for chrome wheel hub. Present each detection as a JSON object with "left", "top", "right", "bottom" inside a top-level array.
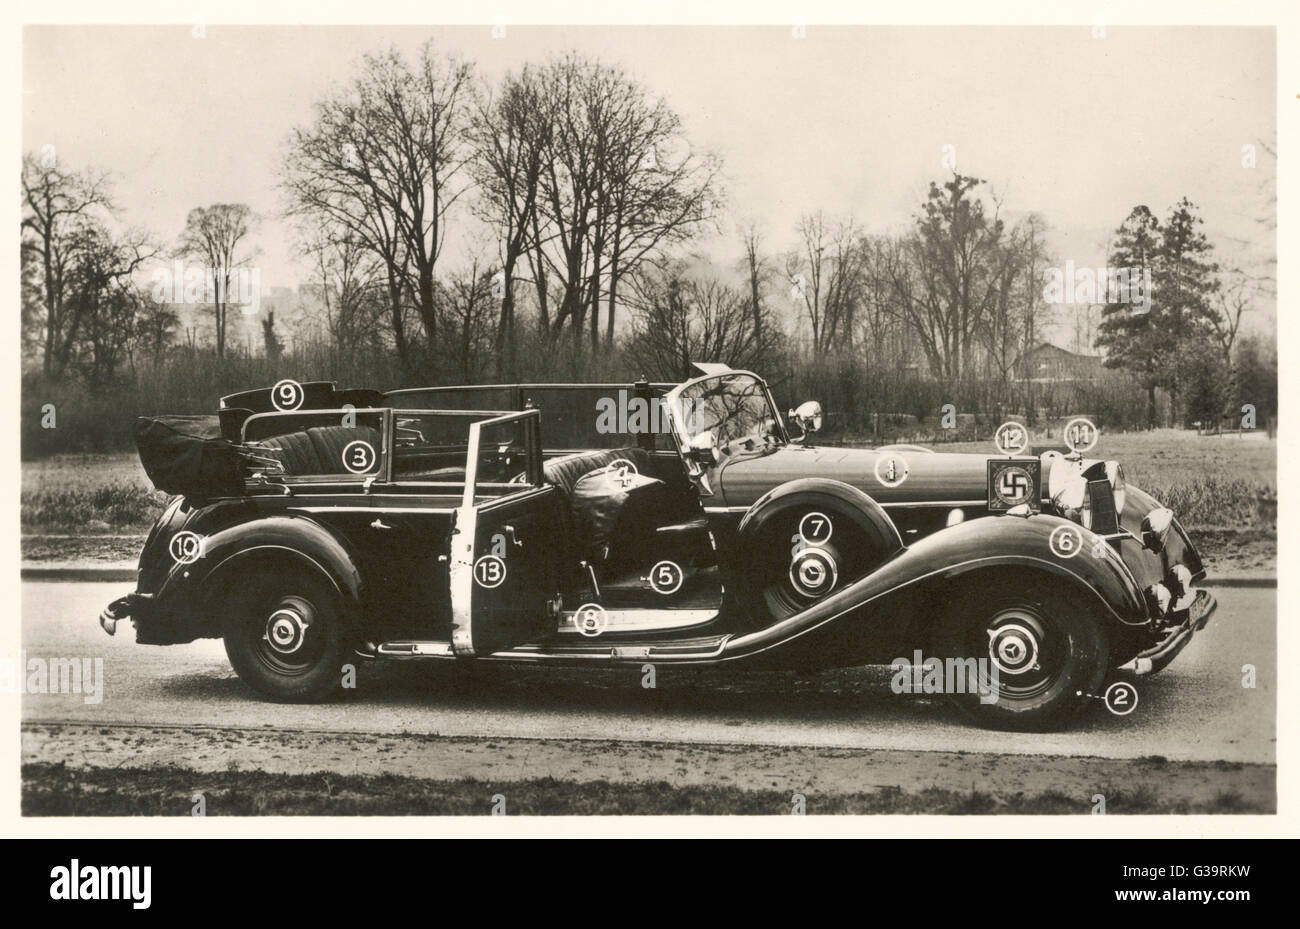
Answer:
[
  {"left": 987, "top": 615, "right": 1041, "bottom": 676},
  {"left": 264, "top": 598, "right": 312, "bottom": 656},
  {"left": 789, "top": 548, "right": 838, "bottom": 599}
]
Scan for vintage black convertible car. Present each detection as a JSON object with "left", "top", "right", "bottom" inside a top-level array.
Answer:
[{"left": 102, "top": 365, "right": 1215, "bottom": 730}]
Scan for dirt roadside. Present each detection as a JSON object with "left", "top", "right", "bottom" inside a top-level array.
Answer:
[{"left": 22, "top": 722, "right": 1274, "bottom": 814}]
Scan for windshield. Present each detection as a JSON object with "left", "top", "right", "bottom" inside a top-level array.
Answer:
[{"left": 672, "top": 373, "right": 783, "bottom": 453}]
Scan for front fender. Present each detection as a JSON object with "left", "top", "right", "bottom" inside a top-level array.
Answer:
[
  {"left": 736, "top": 477, "right": 904, "bottom": 552},
  {"left": 720, "top": 512, "right": 1149, "bottom": 666},
  {"left": 147, "top": 515, "right": 362, "bottom": 643},
  {"left": 900, "top": 513, "right": 1150, "bottom": 625}
]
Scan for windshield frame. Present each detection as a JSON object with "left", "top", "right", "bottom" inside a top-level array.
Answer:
[{"left": 663, "top": 370, "right": 789, "bottom": 458}]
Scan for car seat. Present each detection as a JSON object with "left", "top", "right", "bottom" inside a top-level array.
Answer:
[{"left": 255, "top": 425, "right": 382, "bottom": 476}]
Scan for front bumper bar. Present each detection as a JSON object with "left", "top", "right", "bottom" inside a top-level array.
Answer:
[
  {"left": 99, "top": 592, "right": 153, "bottom": 636},
  {"left": 1118, "top": 588, "right": 1217, "bottom": 676}
]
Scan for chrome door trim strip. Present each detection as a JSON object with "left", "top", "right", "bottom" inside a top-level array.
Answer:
[{"left": 448, "top": 505, "right": 478, "bottom": 656}]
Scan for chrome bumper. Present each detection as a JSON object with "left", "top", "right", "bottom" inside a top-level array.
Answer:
[
  {"left": 99, "top": 592, "right": 152, "bottom": 636},
  {"left": 1118, "top": 588, "right": 1216, "bottom": 676}
]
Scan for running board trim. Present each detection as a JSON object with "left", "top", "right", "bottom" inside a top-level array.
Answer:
[
  {"left": 370, "top": 635, "right": 731, "bottom": 663},
  {"left": 375, "top": 640, "right": 455, "bottom": 659},
  {"left": 556, "top": 607, "right": 718, "bottom": 635}
]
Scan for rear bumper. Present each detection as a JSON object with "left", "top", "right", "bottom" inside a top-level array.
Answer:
[
  {"left": 99, "top": 592, "right": 154, "bottom": 636},
  {"left": 1118, "top": 588, "right": 1216, "bottom": 676}
]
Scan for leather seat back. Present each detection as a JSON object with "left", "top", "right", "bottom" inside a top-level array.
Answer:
[
  {"left": 307, "top": 424, "right": 380, "bottom": 473},
  {"left": 258, "top": 425, "right": 381, "bottom": 475}
]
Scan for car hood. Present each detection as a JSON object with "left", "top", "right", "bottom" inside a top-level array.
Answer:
[
  {"left": 716, "top": 442, "right": 1203, "bottom": 588},
  {"left": 717, "top": 444, "right": 999, "bottom": 508}
]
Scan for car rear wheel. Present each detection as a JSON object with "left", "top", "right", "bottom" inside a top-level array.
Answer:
[
  {"left": 222, "top": 565, "right": 350, "bottom": 703},
  {"left": 929, "top": 576, "right": 1109, "bottom": 731}
]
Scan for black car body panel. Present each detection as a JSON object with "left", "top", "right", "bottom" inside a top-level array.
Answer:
[{"left": 105, "top": 366, "right": 1216, "bottom": 726}]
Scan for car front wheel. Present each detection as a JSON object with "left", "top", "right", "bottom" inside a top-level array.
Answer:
[
  {"left": 929, "top": 576, "right": 1110, "bottom": 731},
  {"left": 222, "top": 565, "right": 351, "bottom": 703}
]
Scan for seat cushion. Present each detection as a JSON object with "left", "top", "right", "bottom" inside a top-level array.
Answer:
[
  {"left": 543, "top": 447, "right": 652, "bottom": 502},
  {"left": 542, "top": 447, "right": 653, "bottom": 563},
  {"left": 571, "top": 467, "right": 663, "bottom": 561}
]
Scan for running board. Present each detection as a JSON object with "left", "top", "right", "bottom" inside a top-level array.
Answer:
[
  {"left": 498, "top": 634, "right": 730, "bottom": 662},
  {"left": 370, "top": 634, "right": 731, "bottom": 663}
]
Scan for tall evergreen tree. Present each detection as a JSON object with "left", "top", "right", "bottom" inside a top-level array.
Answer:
[
  {"left": 1159, "top": 198, "right": 1220, "bottom": 423},
  {"left": 1095, "top": 199, "right": 1220, "bottom": 426},
  {"left": 261, "top": 308, "right": 284, "bottom": 362},
  {"left": 1095, "top": 205, "right": 1164, "bottom": 426}
]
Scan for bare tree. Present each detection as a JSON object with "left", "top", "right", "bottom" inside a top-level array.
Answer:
[
  {"left": 177, "top": 203, "right": 257, "bottom": 358},
  {"left": 300, "top": 226, "right": 386, "bottom": 351},
  {"left": 979, "top": 213, "right": 1052, "bottom": 385},
  {"left": 854, "top": 234, "right": 914, "bottom": 363},
  {"left": 784, "top": 212, "right": 827, "bottom": 351},
  {"left": 283, "top": 43, "right": 475, "bottom": 376},
  {"left": 626, "top": 262, "right": 773, "bottom": 380},
  {"left": 820, "top": 218, "right": 867, "bottom": 351},
  {"left": 739, "top": 223, "right": 775, "bottom": 348},
  {"left": 63, "top": 220, "right": 157, "bottom": 385},
  {"left": 135, "top": 302, "right": 179, "bottom": 367},
  {"left": 886, "top": 175, "right": 1007, "bottom": 383},
  {"left": 437, "top": 255, "right": 498, "bottom": 381},
  {"left": 21, "top": 152, "right": 115, "bottom": 376},
  {"left": 529, "top": 54, "right": 720, "bottom": 356},
  {"left": 592, "top": 75, "right": 722, "bottom": 347},
  {"left": 1211, "top": 267, "right": 1257, "bottom": 369},
  {"left": 468, "top": 65, "right": 549, "bottom": 379},
  {"left": 785, "top": 213, "right": 867, "bottom": 354}
]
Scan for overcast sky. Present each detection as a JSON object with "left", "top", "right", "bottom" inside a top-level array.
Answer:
[{"left": 22, "top": 24, "right": 1277, "bottom": 337}]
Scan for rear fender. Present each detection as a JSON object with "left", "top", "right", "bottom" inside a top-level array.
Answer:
[{"left": 153, "top": 515, "right": 362, "bottom": 642}]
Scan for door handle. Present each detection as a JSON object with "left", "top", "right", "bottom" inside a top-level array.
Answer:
[{"left": 370, "top": 518, "right": 393, "bottom": 530}]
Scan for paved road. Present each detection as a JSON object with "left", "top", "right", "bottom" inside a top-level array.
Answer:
[{"left": 17, "top": 581, "right": 1275, "bottom": 764}]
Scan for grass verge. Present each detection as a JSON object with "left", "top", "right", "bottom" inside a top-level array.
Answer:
[{"left": 22, "top": 762, "right": 1269, "bottom": 815}]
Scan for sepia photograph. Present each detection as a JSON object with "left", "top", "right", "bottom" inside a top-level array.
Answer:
[{"left": 8, "top": 7, "right": 1285, "bottom": 837}]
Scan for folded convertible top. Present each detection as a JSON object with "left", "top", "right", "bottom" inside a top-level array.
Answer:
[{"left": 133, "top": 415, "right": 246, "bottom": 498}]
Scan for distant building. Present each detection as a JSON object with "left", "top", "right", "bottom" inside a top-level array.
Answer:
[
  {"left": 1016, "top": 341, "right": 1105, "bottom": 383},
  {"left": 163, "top": 284, "right": 314, "bottom": 356}
]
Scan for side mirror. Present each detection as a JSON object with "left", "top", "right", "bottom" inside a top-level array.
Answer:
[{"left": 788, "top": 401, "right": 823, "bottom": 442}]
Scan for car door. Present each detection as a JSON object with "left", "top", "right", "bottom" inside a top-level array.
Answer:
[{"left": 449, "top": 410, "right": 564, "bottom": 656}]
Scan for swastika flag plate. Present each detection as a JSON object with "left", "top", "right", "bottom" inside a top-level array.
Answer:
[{"left": 987, "top": 458, "right": 1042, "bottom": 514}]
